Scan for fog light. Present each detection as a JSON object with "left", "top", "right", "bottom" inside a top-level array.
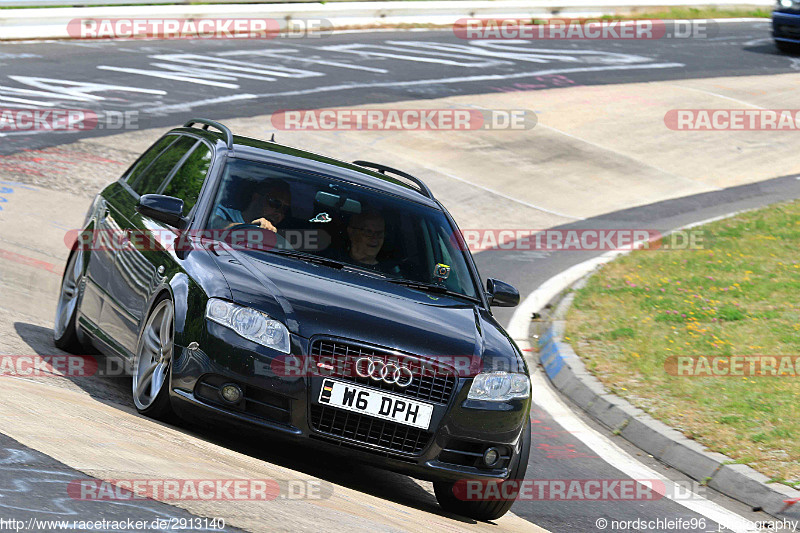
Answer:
[
  {"left": 483, "top": 447, "right": 500, "bottom": 467},
  {"left": 219, "top": 383, "right": 243, "bottom": 404}
]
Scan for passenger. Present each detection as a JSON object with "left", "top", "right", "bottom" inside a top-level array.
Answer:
[
  {"left": 346, "top": 210, "right": 385, "bottom": 265},
  {"left": 339, "top": 210, "right": 400, "bottom": 275}
]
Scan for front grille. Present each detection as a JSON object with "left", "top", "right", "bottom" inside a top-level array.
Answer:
[
  {"left": 309, "top": 338, "right": 457, "bottom": 404},
  {"left": 310, "top": 404, "right": 432, "bottom": 455}
]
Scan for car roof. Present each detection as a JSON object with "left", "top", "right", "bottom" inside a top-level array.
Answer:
[{"left": 172, "top": 126, "right": 441, "bottom": 209}]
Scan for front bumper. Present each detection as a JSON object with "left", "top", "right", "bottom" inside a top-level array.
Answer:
[
  {"left": 773, "top": 11, "right": 800, "bottom": 43},
  {"left": 169, "top": 323, "right": 530, "bottom": 483}
]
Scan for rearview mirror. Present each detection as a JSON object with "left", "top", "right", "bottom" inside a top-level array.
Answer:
[
  {"left": 314, "top": 191, "right": 362, "bottom": 213},
  {"left": 136, "top": 194, "right": 185, "bottom": 228},
  {"left": 486, "top": 278, "right": 520, "bottom": 308}
]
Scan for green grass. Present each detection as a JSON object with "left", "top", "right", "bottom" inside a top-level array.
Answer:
[
  {"left": 615, "top": 6, "right": 771, "bottom": 19},
  {"left": 566, "top": 200, "right": 800, "bottom": 484}
]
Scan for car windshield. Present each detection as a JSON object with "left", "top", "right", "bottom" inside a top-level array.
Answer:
[
  {"left": 209, "top": 159, "right": 477, "bottom": 299},
  {"left": 206, "top": 158, "right": 480, "bottom": 300}
]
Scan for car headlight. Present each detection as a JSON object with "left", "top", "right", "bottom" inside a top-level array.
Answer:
[
  {"left": 205, "top": 298, "right": 291, "bottom": 354},
  {"left": 467, "top": 372, "right": 530, "bottom": 401},
  {"left": 780, "top": 0, "right": 795, "bottom": 7}
]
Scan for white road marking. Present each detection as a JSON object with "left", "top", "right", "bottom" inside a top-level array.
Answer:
[
  {"left": 787, "top": 57, "right": 800, "bottom": 71},
  {"left": 0, "top": 448, "right": 36, "bottom": 465},
  {"left": 218, "top": 48, "right": 390, "bottom": 74},
  {"left": 524, "top": 367, "right": 754, "bottom": 533},
  {"left": 506, "top": 212, "right": 760, "bottom": 533},
  {"left": 743, "top": 37, "right": 774, "bottom": 46},
  {"left": 534, "top": 122, "right": 720, "bottom": 190},
  {"left": 434, "top": 168, "right": 583, "bottom": 220},
  {"left": 390, "top": 40, "right": 653, "bottom": 65},
  {"left": 8, "top": 76, "right": 166, "bottom": 100},
  {"left": 98, "top": 65, "right": 245, "bottom": 89},
  {"left": 0, "top": 95, "right": 56, "bottom": 108},
  {"left": 100, "top": 53, "right": 326, "bottom": 89},
  {"left": 317, "top": 42, "right": 506, "bottom": 67},
  {"left": 667, "top": 85, "right": 766, "bottom": 109},
  {"left": 144, "top": 62, "right": 686, "bottom": 114},
  {"left": 319, "top": 40, "right": 653, "bottom": 68},
  {"left": 141, "top": 93, "right": 259, "bottom": 114},
  {"left": 0, "top": 76, "right": 165, "bottom": 108},
  {"left": 151, "top": 54, "right": 325, "bottom": 79}
]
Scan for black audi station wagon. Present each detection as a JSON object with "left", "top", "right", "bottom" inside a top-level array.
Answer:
[{"left": 54, "top": 119, "right": 532, "bottom": 520}]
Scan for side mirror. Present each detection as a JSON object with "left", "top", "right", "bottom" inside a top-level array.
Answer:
[
  {"left": 486, "top": 278, "right": 520, "bottom": 308},
  {"left": 136, "top": 194, "right": 185, "bottom": 228}
]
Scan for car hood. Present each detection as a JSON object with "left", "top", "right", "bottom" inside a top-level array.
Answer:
[{"left": 206, "top": 246, "right": 521, "bottom": 367}]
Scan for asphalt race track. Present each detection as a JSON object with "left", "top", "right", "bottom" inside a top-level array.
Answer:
[
  {"left": 0, "top": 19, "right": 794, "bottom": 154},
  {"left": 1, "top": 18, "right": 800, "bottom": 533}
]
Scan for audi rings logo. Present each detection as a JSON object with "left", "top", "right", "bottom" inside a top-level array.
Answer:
[{"left": 354, "top": 358, "right": 414, "bottom": 388}]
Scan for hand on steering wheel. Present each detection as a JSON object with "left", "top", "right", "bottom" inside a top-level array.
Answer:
[
  {"left": 227, "top": 223, "right": 261, "bottom": 230},
  {"left": 251, "top": 218, "right": 278, "bottom": 233}
]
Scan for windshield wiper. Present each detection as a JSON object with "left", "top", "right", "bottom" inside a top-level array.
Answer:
[
  {"left": 387, "top": 279, "right": 479, "bottom": 302},
  {"left": 266, "top": 250, "right": 345, "bottom": 269},
  {"left": 265, "top": 250, "right": 390, "bottom": 279}
]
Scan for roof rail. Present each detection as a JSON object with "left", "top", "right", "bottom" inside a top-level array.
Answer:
[
  {"left": 184, "top": 118, "right": 233, "bottom": 150},
  {"left": 352, "top": 160, "right": 434, "bottom": 199}
]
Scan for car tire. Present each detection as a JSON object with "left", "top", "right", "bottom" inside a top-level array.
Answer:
[
  {"left": 434, "top": 417, "right": 531, "bottom": 521},
  {"left": 54, "top": 250, "right": 84, "bottom": 353},
  {"left": 132, "top": 295, "right": 176, "bottom": 421}
]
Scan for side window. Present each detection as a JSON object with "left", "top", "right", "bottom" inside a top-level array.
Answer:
[
  {"left": 161, "top": 142, "right": 213, "bottom": 213},
  {"left": 125, "top": 135, "right": 177, "bottom": 187},
  {"left": 131, "top": 137, "right": 197, "bottom": 196}
]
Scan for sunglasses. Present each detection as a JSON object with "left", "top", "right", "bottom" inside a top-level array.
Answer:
[{"left": 266, "top": 197, "right": 289, "bottom": 212}]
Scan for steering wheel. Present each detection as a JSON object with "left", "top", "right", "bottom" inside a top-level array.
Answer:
[{"left": 228, "top": 223, "right": 261, "bottom": 230}]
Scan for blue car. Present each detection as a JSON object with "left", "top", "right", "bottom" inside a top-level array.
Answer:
[{"left": 774, "top": 1, "right": 800, "bottom": 51}]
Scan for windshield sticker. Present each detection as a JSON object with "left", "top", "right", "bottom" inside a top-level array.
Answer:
[{"left": 309, "top": 212, "right": 332, "bottom": 223}]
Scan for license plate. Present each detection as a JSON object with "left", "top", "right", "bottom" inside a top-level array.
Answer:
[{"left": 318, "top": 379, "right": 434, "bottom": 430}]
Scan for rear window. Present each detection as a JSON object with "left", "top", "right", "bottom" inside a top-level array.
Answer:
[
  {"left": 131, "top": 137, "right": 197, "bottom": 196},
  {"left": 125, "top": 135, "right": 177, "bottom": 189},
  {"left": 161, "top": 142, "right": 213, "bottom": 213}
]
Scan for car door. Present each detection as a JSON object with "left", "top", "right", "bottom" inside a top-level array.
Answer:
[
  {"left": 99, "top": 135, "right": 198, "bottom": 357},
  {"left": 81, "top": 134, "right": 179, "bottom": 329}
]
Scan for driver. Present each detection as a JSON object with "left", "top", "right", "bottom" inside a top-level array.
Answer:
[{"left": 212, "top": 180, "right": 291, "bottom": 232}]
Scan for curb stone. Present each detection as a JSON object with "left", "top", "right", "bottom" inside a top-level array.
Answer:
[{"left": 535, "top": 276, "right": 800, "bottom": 518}]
